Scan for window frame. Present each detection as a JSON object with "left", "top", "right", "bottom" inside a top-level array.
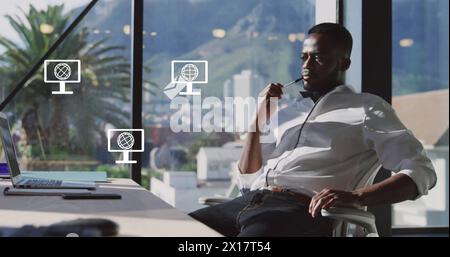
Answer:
[{"left": 131, "top": 0, "right": 143, "bottom": 184}]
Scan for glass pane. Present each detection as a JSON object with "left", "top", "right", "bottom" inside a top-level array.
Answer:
[
  {"left": 0, "top": 1, "right": 133, "bottom": 182},
  {"left": 392, "top": 0, "right": 449, "bottom": 226},
  {"left": 143, "top": 0, "right": 315, "bottom": 213},
  {"left": 343, "top": 0, "right": 362, "bottom": 93}
]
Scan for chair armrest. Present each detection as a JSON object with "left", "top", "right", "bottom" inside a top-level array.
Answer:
[
  {"left": 198, "top": 196, "right": 233, "bottom": 206},
  {"left": 321, "top": 207, "right": 378, "bottom": 236}
]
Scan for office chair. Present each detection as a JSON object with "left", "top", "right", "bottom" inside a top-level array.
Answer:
[
  {"left": 320, "top": 163, "right": 381, "bottom": 237},
  {"left": 198, "top": 163, "right": 382, "bottom": 237}
]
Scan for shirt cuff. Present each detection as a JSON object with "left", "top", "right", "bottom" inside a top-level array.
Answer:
[
  {"left": 398, "top": 168, "right": 436, "bottom": 200},
  {"left": 236, "top": 162, "right": 264, "bottom": 190}
]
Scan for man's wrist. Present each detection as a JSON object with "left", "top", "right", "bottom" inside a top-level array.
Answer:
[
  {"left": 237, "top": 161, "right": 262, "bottom": 175},
  {"left": 352, "top": 190, "right": 369, "bottom": 206}
]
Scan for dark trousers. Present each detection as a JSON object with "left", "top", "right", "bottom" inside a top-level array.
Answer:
[{"left": 189, "top": 190, "right": 333, "bottom": 237}]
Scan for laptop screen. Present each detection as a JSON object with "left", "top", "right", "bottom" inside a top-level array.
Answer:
[{"left": 0, "top": 115, "right": 21, "bottom": 179}]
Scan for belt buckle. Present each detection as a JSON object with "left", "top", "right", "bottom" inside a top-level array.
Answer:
[
  {"left": 267, "top": 187, "right": 310, "bottom": 205},
  {"left": 268, "top": 186, "right": 285, "bottom": 193}
]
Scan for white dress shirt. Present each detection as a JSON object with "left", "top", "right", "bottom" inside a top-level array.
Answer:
[{"left": 237, "top": 85, "right": 437, "bottom": 199}]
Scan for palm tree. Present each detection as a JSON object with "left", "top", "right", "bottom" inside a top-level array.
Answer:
[{"left": 0, "top": 4, "right": 144, "bottom": 160}]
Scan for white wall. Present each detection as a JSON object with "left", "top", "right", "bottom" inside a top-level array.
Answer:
[
  {"left": 315, "top": 0, "right": 337, "bottom": 24},
  {"left": 197, "top": 150, "right": 208, "bottom": 180},
  {"left": 150, "top": 174, "right": 229, "bottom": 213}
]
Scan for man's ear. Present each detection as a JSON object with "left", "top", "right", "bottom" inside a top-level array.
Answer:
[{"left": 340, "top": 58, "right": 351, "bottom": 71}]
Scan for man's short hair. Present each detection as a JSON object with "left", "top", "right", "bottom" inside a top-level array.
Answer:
[{"left": 308, "top": 23, "right": 353, "bottom": 57}]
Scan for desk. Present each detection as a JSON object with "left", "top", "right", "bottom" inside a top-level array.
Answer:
[{"left": 0, "top": 178, "right": 221, "bottom": 236}]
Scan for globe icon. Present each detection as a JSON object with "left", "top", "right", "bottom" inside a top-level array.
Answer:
[
  {"left": 117, "top": 132, "right": 135, "bottom": 150},
  {"left": 54, "top": 63, "right": 71, "bottom": 80},
  {"left": 180, "top": 63, "right": 199, "bottom": 82}
]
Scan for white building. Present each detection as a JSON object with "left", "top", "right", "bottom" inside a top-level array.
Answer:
[
  {"left": 223, "top": 79, "right": 233, "bottom": 98},
  {"left": 196, "top": 146, "right": 242, "bottom": 181},
  {"left": 227, "top": 70, "right": 266, "bottom": 132},
  {"left": 392, "top": 89, "right": 449, "bottom": 226},
  {"left": 232, "top": 70, "right": 265, "bottom": 99},
  {"left": 150, "top": 171, "right": 230, "bottom": 213},
  {"left": 150, "top": 142, "right": 244, "bottom": 213}
]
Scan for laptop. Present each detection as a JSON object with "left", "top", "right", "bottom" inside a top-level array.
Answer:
[{"left": 0, "top": 113, "right": 96, "bottom": 190}]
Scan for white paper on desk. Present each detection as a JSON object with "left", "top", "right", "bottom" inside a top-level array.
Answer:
[
  {"left": 3, "top": 187, "right": 90, "bottom": 196},
  {"left": 21, "top": 171, "right": 107, "bottom": 182}
]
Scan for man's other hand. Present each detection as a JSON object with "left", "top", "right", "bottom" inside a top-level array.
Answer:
[{"left": 309, "top": 189, "right": 364, "bottom": 218}]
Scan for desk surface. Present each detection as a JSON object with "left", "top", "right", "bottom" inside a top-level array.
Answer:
[{"left": 0, "top": 178, "right": 221, "bottom": 237}]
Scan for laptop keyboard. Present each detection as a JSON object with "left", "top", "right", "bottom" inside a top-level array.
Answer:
[{"left": 23, "top": 179, "right": 63, "bottom": 187}]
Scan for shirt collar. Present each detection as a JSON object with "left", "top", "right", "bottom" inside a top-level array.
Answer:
[{"left": 296, "top": 84, "right": 354, "bottom": 103}]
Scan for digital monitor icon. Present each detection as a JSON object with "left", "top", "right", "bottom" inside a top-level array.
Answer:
[
  {"left": 107, "top": 129, "right": 144, "bottom": 164},
  {"left": 171, "top": 60, "right": 208, "bottom": 96},
  {"left": 44, "top": 60, "right": 81, "bottom": 95}
]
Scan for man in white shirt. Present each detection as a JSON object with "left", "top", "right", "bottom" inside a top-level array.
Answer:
[{"left": 189, "top": 23, "right": 437, "bottom": 237}]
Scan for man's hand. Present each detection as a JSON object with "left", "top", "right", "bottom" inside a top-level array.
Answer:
[
  {"left": 308, "top": 189, "right": 364, "bottom": 218},
  {"left": 256, "top": 83, "right": 284, "bottom": 125}
]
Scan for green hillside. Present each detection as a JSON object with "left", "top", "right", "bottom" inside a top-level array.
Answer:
[{"left": 145, "top": 34, "right": 300, "bottom": 98}]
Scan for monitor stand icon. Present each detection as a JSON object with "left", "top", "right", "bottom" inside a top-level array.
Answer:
[{"left": 53, "top": 82, "right": 72, "bottom": 95}]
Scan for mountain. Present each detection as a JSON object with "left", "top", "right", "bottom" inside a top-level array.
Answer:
[
  {"left": 80, "top": 0, "right": 448, "bottom": 97},
  {"left": 81, "top": 0, "right": 314, "bottom": 98}
]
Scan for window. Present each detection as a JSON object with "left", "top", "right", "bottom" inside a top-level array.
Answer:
[
  {"left": 0, "top": 1, "right": 137, "bottom": 185},
  {"left": 144, "top": 0, "right": 315, "bottom": 213},
  {"left": 391, "top": 0, "right": 449, "bottom": 227},
  {"left": 342, "top": 0, "right": 362, "bottom": 93}
]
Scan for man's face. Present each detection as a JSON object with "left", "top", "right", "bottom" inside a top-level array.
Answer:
[{"left": 301, "top": 33, "right": 348, "bottom": 91}]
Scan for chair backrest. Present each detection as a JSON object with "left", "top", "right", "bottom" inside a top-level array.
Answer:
[
  {"left": 225, "top": 162, "right": 241, "bottom": 198},
  {"left": 352, "top": 162, "right": 383, "bottom": 190},
  {"left": 334, "top": 162, "right": 382, "bottom": 237}
]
